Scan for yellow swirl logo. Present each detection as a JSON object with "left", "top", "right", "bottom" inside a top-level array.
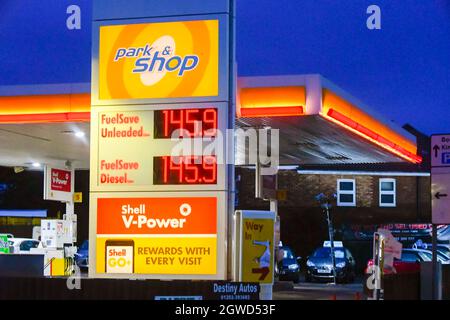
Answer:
[{"left": 99, "top": 20, "right": 219, "bottom": 100}]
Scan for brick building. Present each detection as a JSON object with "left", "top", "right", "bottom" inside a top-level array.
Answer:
[{"left": 236, "top": 162, "right": 431, "bottom": 273}]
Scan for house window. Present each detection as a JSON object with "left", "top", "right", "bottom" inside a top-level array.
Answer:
[
  {"left": 337, "top": 179, "right": 356, "bottom": 206},
  {"left": 379, "top": 178, "right": 396, "bottom": 207}
]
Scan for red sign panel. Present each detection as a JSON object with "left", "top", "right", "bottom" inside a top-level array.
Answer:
[
  {"left": 97, "top": 197, "right": 217, "bottom": 235},
  {"left": 50, "top": 168, "right": 72, "bottom": 192}
]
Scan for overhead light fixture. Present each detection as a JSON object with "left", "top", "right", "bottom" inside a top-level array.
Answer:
[
  {"left": 75, "top": 131, "right": 85, "bottom": 138},
  {"left": 31, "top": 162, "right": 41, "bottom": 168}
]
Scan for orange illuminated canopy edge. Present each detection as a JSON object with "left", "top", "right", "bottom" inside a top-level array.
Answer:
[
  {"left": 321, "top": 88, "right": 421, "bottom": 164},
  {"left": 0, "top": 112, "right": 90, "bottom": 123},
  {"left": 324, "top": 108, "right": 422, "bottom": 164},
  {"left": 238, "top": 86, "right": 305, "bottom": 117},
  {"left": 0, "top": 93, "right": 90, "bottom": 123}
]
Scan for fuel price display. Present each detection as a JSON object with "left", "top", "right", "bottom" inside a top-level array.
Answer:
[
  {"left": 153, "top": 156, "right": 217, "bottom": 185},
  {"left": 154, "top": 108, "right": 217, "bottom": 138}
]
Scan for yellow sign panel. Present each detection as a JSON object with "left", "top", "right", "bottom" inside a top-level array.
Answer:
[
  {"left": 98, "top": 20, "right": 219, "bottom": 100},
  {"left": 73, "top": 192, "right": 83, "bottom": 203},
  {"left": 241, "top": 218, "right": 275, "bottom": 284},
  {"left": 96, "top": 236, "right": 217, "bottom": 275}
]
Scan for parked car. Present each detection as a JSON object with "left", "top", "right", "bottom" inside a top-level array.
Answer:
[
  {"left": 413, "top": 241, "right": 450, "bottom": 258},
  {"left": 417, "top": 248, "right": 450, "bottom": 264},
  {"left": 403, "top": 248, "right": 450, "bottom": 264},
  {"left": 276, "top": 246, "right": 301, "bottom": 283},
  {"left": 437, "top": 225, "right": 450, "bottom": 241},
  {"left": 365, "top": 248, "right": 450, "bottom": 275},
  {"left": 8, "top": 238, "right": 42, "bottom": 254},
  {"left": 75, "top": 240, "right": 89, "bottom": 269},
  {"left": 305, "top": 242, "right": 356, "bottom": 283}
]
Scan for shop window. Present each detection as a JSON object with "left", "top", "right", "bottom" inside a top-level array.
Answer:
[
  {"left": 379, "top": 178, "right": 396, "bottom": 207},
  {"left": 337, "top": 179, "right": 356, "bottom": 207}
]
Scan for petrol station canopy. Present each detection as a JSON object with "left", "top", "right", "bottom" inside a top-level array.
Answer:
[
  {"left": 236, "top": 74, "right": 421, "bottom": 165},
  {"left": 0, "top": 74, "right": 421, "bottom": 169}
]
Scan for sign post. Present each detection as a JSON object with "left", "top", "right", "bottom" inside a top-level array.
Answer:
[
  {"left": 372, "top": 232, "right": 384, "bottom": 300},
  {"left": 89, "top": 0, "right": 235, "bottom": 280}
]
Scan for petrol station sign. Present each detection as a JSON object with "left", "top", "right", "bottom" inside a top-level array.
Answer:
[
  {"left": 91, "top": 14, "right": 231, "bottom": 106},
  {"left": 97, "top": 20, "right": 219, "bottom": 101},
  {"left": 89, "top": 0, "right": 234, "bottom": 280}
]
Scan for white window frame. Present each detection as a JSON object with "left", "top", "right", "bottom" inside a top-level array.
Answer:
[
  {"left": 337, "top": 179, "right": 356, "bottom": 207},
  {"left": 379, "top": 178, "right": 396, "bottom": 207}
]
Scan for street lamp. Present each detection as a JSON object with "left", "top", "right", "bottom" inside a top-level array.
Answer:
[{"left": 315, "top": 193, "right": 338, "bottom": 285}]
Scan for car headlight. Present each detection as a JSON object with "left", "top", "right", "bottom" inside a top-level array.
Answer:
[
  {"left": 307, "top": 260, "right": 315, "bottom": 267},
  {"left": 336, "top": 262, "right": 346, "bottom": 268},
  {"left": 288, "top": 264, "right": 299, "bottom": 270}
]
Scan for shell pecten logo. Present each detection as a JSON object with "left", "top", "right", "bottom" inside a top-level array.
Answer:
[{"left": 99, "top": 20, "right": 219, "bottom": 100}]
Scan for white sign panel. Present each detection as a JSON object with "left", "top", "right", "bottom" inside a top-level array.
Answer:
[
  {"left": 90, "top": 104, "right": 228, "bottom": 192},
  {"left": 431, "top": 134, "right": 450, "bottom": 168},
  {"left": 377, "top": 229, "right": 402, "bottom": 269},
  {"left": 431, "top": 171, "right": 450, "bottom": 224}
]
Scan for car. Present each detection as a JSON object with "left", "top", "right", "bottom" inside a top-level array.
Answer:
[
  {"left": 412, "top": 241, "right": 450, "bottom": 258},
  {"left": 8, "top": 238, "right": 42, "bottom": 254},
  {"left": 305, "top": 242, "right": 356, "bottom": 283},
  {"left": 276, "top": 246, "right": 301, "bottom": 283},
  {"left": 416, "top": 248, "right": 450, "bottom": 264},
  {"left": 74, "top": 240, "right": 89, "bottom": 269},
  {"left": 365, "top": 248, "right": 450, "bottom": 275},
  {"left": 403, "top": 248, "right": 450, "bottom": 265},
  {"left": 437, "top": 225, "right": 450, "bottom": 241}
]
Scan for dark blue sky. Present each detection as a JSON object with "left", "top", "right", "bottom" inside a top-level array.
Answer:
[{"left": 0, "top": 0, "right": 449, "bottom": 135}]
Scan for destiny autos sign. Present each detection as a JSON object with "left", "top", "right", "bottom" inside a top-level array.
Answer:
[{"left": 98, "top": 20, "right": 219, "bottom": 100}]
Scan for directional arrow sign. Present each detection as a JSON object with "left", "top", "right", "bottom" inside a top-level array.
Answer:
[
  {"left": 435, "top": 192, "right": 448, "bottom": 200},
  {"left": 238, "top": 211, "right": 275, "bottom": 284},
  {"left": 252, "top": 267, "right": 270, "bottom": 281},
  {"left": 433, "top": 145, "right": 440, "bottom": 158},
  {"left": 432, "top": 171, "right": 450, "bottom": 224},
  {"left": 431, "top": 134, "right": 450, "bottom": 168}
]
